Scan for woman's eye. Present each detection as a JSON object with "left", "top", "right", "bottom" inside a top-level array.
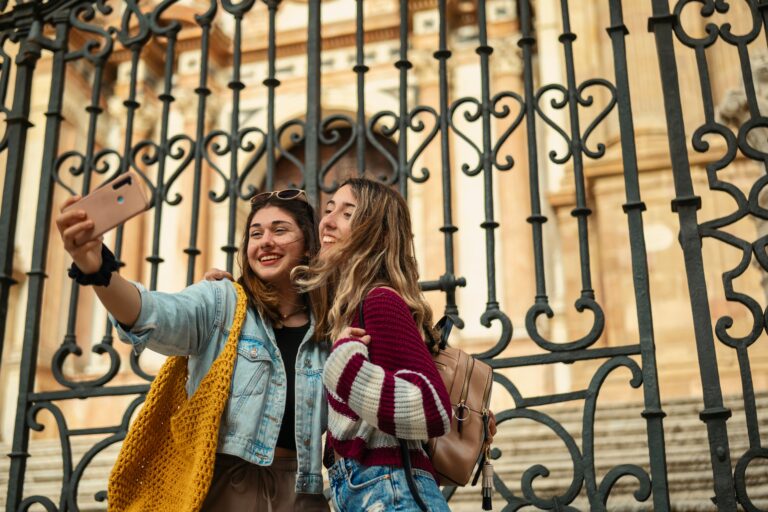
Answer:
[
  {"left": 251, "top": 232, "right": 262, "bottom": 239},
  {"left": 323, "top": 209, "right": 332, "bottom": 215}
]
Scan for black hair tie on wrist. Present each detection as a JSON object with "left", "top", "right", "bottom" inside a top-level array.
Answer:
[{"left": 67, "top": 245, "right": 120, "bottom": 287}]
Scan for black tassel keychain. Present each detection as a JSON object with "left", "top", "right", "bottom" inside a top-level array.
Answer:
[
  {"left": 481, "top": 446, "right": 493, "bottom": 510},
  {"left": 481, "top": 410, "right": 493, "bottom": 510}
]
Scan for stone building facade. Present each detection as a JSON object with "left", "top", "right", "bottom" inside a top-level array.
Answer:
[{"left": 0, "top": 0, "right": 766, "bottom": 508}]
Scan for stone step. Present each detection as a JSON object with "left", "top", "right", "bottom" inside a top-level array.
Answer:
[
  {"left": 0, "top": 430, "right": 751, "bottom": 483},
  {"left": 0, "top": 393, "right": 765, "bottom": 510},
  {"left": 492, "top": 432, "right": 757, "bottom": 459},
  {"left": 0, "top": 442, "right": 121, "bottom": 485},
  {"left": 489, "top": 394, "right": 768, "bottom": 423},
  {"left": 448, "top": 496, "right": 768, "bottom": 512},
  {"left": 4, "top": 480, "right": 109, "bottom": 512},
  {"left": 481, "top": 467, "right": 768, "bottom": 494},
  {"left": 492, "top": 411, "right": 768, "bottom": 436}
]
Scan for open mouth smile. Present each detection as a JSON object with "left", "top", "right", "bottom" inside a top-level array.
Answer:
[{"left": 258, "top": 254, "right": 282, "bottom": 266}]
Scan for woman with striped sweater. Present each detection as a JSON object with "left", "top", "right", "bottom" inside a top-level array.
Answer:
[{"left": 296, "top": 178, "right": 453, "bottom": 511}]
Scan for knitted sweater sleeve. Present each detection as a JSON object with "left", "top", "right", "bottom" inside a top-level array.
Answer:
[{"left": 322, "top": 289, "right": 452, "bottom": 440}]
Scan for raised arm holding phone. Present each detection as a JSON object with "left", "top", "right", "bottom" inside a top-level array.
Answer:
[{"left": 57, "top": 196, "right": 142, "bottom": 326}]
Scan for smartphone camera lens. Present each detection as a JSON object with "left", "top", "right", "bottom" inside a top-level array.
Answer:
[{"left": 117, "top": 196, "right": 124, "bottom": 204}]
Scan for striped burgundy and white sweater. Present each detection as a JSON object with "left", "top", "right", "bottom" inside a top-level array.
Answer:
[{"left": 322, "top": 288, "right": 452, "bottom": 478}]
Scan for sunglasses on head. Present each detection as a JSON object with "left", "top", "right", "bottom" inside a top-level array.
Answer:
[{"left": 250, "top": 188, "right": 308, "bottom": 205}]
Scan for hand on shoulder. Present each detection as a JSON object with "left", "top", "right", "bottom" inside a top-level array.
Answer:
[
  {"left": 336, "top": 326, "right": 370, "bottom": 346},
  {"left": 203, "top": 267, "right": 234, "bottom": 281}
]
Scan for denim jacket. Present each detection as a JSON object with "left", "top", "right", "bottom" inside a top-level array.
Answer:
[{"left": 113, "top": 279, "right": 329, "bottom": 494}]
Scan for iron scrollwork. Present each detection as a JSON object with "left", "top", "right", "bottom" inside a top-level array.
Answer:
[{"left": 2, "top": 0, "right": 762, "bottom": 510}]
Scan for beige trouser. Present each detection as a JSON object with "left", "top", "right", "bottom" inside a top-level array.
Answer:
[{"left": 200, "top": 453, "right": 330, "bottom": 512}]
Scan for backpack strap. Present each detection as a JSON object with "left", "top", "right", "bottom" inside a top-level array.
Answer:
[
  {"left": 399, "top": 441, "right": 428, "bottom": 511},
  {"left": 434, "top": 315, "right": 455, "bottom": 351}
]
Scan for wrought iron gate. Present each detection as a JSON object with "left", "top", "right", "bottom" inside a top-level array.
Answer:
[{"left": 0, "top": 0, "right": 764, "bottom": 510}]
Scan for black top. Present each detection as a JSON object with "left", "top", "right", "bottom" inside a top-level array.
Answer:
[{"left": 274, "top": 321, "right": 310, "bottom": 452}]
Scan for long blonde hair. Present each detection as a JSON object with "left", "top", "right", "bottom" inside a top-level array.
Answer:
[{"left": 295, "top": 178, "right": 436, "bottom": 342}]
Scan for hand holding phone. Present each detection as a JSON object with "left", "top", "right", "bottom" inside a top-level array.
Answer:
[
  {"left": 57, "top": 171, "right": 150, "bottom": 273},
  {"left": 62, "top": 171, "right": 150, "bottom": 239}
]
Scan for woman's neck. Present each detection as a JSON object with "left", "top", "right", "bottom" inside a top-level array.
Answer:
[
  {"left": 277, "top": 287, "right": 302, "bottom": 311},
  {"left": 275, "top": 285, "right": 308, "bottom": 327}
]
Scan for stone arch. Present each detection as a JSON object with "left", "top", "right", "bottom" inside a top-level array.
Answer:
[{"left": 269, "top": 118, "right": 398, "bottom": 206}]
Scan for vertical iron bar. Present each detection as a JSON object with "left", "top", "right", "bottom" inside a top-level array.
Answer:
[
  {"left": 729, "top": 14, "right": 764, "bottom": 461},
  {"left": 148, "top": 31, "right": 179, "bottom": 289},
  {"left": 305, "top": 0, "right": 321, "bottom": 206},
  {"left": 0, "top": 35, "right": 11, "bottom": 117},
  {"left": 735, "top": 44, "right": 762, "bottom": 122},
  {"left": 112, "top": 44, "right": 143, "bottom": 335},
  {"left": 476, "top": 0, "right": 500, "bottom": 312},
  {"left": 5, "top": 19, "right": 62, "bottom": 510},
  {"left": 736, "top": 347, "right": 760, "bottom": 448},
  {"left": 731, "top": 35, "right": 764, "bottom": 453},
  {"left": 225, "top": 15, "right": 244, "bottom": 273},
  {"left": 81, "top": 64, "right": 105, "bottom": 197},
  {"left": 116, "top": 47, "right": 144, "bottom": 267},
  {"left": 186, "top": 4, "right": 216, "bottom": 284},
  {"left": 519, "top": 0, "right": 548, "bottom": 304},
  {"left": 608, "top": 0, "right": 669, "bottom": 509},
  {"left": 264, "top": 0, "right": 280, "bottom": 192},
  {"left": 0, "top": 124, "right": 20, "bottom": 369},
  {"left": 730, "top": 15, "right": 766, "bottom": 471},
  {"left": 0, "top": 31, "right": 18, "bottom": 370},
  {"left": 693, "top": 46, "right": 715, "bottom": 124},
  {"left": 396, "top": 0, "right": 409, "bottom": 197},
  {"left": 559, "top": 0, "right": 594, "bottom": 299},
  {"left": 435, "top": 0, "right": 460, "bottom": 317},
  {"left": 59, "top": 56, "right": 107, "bottom": 348},
  {"left": 648, "top": 2, "right": 736, "bottom": 509},
  {"left": 354, "top": 0, "right": 367, "bottom": 176}
]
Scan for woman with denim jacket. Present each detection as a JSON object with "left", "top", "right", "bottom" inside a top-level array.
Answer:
[
  {"left": 56, "top": 190, "right": 330, "bottom": 511},
  {"left": 296, "top": 178, "right": 458, "bottom": 511}
]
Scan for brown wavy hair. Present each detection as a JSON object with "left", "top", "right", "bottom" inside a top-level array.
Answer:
[
  {"left": 237, "top": 195, "right": 321, "bottom": 337},
  {"left": 295, "top": 178, "right": 436, "bottom": 343}
]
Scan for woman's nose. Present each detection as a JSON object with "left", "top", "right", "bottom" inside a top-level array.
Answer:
[
  {"left": 321, "top": 213, "right": 336, "bottom": 230},
  {"left": 259, "top": 231, "right": 275, "bottom": 247}
]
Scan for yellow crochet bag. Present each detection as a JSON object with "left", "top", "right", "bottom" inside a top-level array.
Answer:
[{"left": 107, "top": 282, "right": 247, "bottom": 512}]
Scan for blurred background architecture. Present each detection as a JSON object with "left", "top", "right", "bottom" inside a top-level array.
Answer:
[{"left": 0, "top": 0, "right": 766, "bottom": 509}]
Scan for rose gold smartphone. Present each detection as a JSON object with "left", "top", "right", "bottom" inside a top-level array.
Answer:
[{"left": 63, "top": 171, "right": 151, "bottom": 238}]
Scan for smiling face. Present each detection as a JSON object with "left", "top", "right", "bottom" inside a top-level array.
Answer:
[
  {"left": 319, "top": 184, "right": 357, "bottom": 255},
  {"left": 246, "top": 205, "right": 307, "bottom": 285}
]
